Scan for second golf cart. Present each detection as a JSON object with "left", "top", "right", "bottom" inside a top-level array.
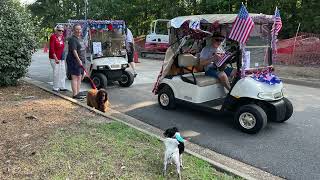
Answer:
[
  {"left": 65, "top": 19, "right": 134, "bottom": 88},
  {"left": 154, "top": 14, "right": 293, "bottom": 134}
]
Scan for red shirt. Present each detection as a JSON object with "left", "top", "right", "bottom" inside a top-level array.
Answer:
[{"left": 49, "top": 33, "right": 65, "bottom": 60}]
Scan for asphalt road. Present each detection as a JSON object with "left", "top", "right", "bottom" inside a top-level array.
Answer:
[{"left": 28, "top": 51, "right": 320, "bottom": 180}]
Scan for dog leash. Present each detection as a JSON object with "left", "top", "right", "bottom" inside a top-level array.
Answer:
[{"left": 80, "top": 65, "right": 97, "bottom": 89}]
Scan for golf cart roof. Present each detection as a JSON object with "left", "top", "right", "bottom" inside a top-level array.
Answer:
[
  {"left": 169, "top": 13, "right": 273, "bottom": 28},
  {"left": 68, "top": 19, "right": 125, "bottom": 25}
]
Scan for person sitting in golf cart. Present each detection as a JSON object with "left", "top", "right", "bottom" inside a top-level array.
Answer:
[{"left": 199, "top": 32, "right": 236, "bottom": 91}]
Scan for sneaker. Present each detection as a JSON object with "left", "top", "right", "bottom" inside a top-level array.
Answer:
[
  {"left": 52, "top": 89, "right": 59, "bottom": 92},
  {"left": 72, "top": 94, "right": 84, "bottom": 99},
  {"left": 59, "top": 89, "right": 68, "bottom": 92}
]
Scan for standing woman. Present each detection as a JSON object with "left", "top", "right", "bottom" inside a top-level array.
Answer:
[
  {"left": 49, "top": 24, "right": 66, "bottom": 92},
  {"left": 66, "top": 24, "right": 85, "bottom": 99}
]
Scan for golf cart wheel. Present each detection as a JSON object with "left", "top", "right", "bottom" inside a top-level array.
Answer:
[
  {"left": 92, "top": 73, "right": 108, "bottom": 89},
  {"left": 158, "top": 85, "right": 176, "bottom": 110},
  {"left": 275, "top": 97, "right": 293, "bottom": 123},
  {"left": 118, "top": 70, "right": 134, "bottom": 87},
  {"left": 234, "top": 104, "right": 267, "bottom": 134}
]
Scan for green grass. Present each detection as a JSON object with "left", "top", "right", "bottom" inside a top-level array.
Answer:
[{"left": 33, "top": 121, "right": 241, "bottom": 180}]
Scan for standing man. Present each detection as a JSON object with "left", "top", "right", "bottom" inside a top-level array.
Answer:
[
  {"left": 66, "top": 24, "right": 85, "bottom": 99},
  {"left": 125, "top": 28, "right": 137, "bottom": 77},
  {"left": 49, "top": 24, "right": 66, "bottom": 92}
]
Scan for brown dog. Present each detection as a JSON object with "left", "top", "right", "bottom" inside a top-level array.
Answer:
[{"left": 86, "top": 89, "right": 110, "bottom": 112}]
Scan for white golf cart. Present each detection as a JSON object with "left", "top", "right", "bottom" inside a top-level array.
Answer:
[
  {"left": 155, "top": 14, "right": 293, "bottom": 134},
  {"left": 65, "top": 20, "right": 134, "bottom": 88}
]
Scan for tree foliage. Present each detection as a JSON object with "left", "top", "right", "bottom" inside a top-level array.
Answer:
[
  {"left": 29, "top": 0, "right": 319, "bottom": 39},
  {"left": 0, "top": 0, "right": 36, "bottom": 86}
]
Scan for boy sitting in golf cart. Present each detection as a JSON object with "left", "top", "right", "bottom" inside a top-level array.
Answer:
[{"left": 199, "top": 32, "right": 237, "bottom": 91}]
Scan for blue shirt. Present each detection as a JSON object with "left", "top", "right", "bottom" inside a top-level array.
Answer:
[{"left": 200, "top": 46, "right": 224, "bottom": 71}]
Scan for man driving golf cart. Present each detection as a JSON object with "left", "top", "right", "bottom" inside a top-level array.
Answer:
[{"left": 199, "top": 32, "right": 237, "bottom": 91}]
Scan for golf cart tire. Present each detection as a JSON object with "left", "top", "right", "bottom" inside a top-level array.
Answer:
[
  {"left": 118, "top": 70, "right": 134, "bottom": 87},
  {"left": 276, "top": 97, "right": 293, "bottom": 123},
  {"left": 158, "top": 85, "right": 176, "bottom": 110},
  {"left": 92, "top": 73, "right": 108, "bottom": 89},
  {"left": 234, "top": 104, "right": 267, "bottom": 134}
]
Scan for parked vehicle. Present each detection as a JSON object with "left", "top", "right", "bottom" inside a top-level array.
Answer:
[
  {"left": 62, "top": 19, "right": 134, "bottom": 88},
  {"left": 139, "top": 19, "right": 170, "bottom": 59}
]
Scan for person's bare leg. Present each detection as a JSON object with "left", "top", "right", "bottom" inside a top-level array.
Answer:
[
  {"left": 230, "top": 69, "right": 237, "bottom": 80},
  {"left": 71, "top": 75, "right": 78, "bottom": 96},
  {"left": 77, "top": 75, "right": 81, "bottom": 94},
  {"left": 227, "top": 68, "right": 237, "bottom": 85},
  {"left": 130, "top": 62, "right": 137, "bottom": 76},
  {"left": 218, "top": 72, "right": 231, "bottom": 91}
]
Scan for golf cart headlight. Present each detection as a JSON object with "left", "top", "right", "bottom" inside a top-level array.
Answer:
[
  {"left": 98, "top": 66, "right": 104, "bottom": 70},
  {"left": 257, "top": 92, "right": 275, "bottom": 100},
  {"left": 258, "top": 92, "right": 283, "bottom": 100},
  {"left": 121, "top": 64, "right": 129, "bottom": 68}
]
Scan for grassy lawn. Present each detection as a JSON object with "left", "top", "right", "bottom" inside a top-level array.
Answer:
[
  {"left": 0, "top": 82, "right": 241, "bottom": 180},
  {"left": 32, "top": 121, "right": 239, "bottom": 180}
]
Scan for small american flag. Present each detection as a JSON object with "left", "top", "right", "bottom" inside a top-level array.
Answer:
[
  {"left": 189, "top": 20, "right": 201, "bottom": 30},
  {"left": 272, "top": 7, "right": 282, "bottom": 35},
  {"left": 216, "top": 52, "right": 232, "bottom": 67},
  {"left": 271, "top": 7, "right": 282, "bottom": 60},
  {"left": 229, "top": 4, "right": 254, "bottom": 44}
]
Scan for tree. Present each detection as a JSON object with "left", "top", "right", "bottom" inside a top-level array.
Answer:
[
  {"left": 28, "top": 0, "right": 318, "bottom": 39},
  {"left": 0, "top": 0, "right": 36, "bottom": 86}
]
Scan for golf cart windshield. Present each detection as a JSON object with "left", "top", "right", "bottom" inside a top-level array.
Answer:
[
  {"left": 88, "top": 20, "right": 126, "bottom": 59},
  {"left": 245, "top": 24, "right": 271, "bottom": 68}
]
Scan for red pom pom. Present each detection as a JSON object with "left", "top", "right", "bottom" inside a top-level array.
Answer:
[{"left": 108, "top": 24, "right": 113, "bottom": 31}]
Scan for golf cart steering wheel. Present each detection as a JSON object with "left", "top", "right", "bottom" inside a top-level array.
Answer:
[{"left": 222, "top": 51, "right": 237, "bottom": 68}]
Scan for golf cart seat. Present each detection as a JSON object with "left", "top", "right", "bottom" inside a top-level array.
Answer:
[{"left": 178, "top": 54, "right": 220, "bottom": 87}]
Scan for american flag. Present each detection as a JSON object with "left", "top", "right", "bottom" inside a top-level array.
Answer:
[
  {"left": 271, "top": 7, "right": 282, "bottom": 60},
  {"left": 229, "top": 4, "right": 254, "bottom": 44},
  {"left": 216, "top": 52, "right": 232, "bottom": 67},
  {"left": 189, "top": 20, "right": 201, "bottom": 30},
  {"left": 272, "top": 7, "right": 282, "bottom": 35}
]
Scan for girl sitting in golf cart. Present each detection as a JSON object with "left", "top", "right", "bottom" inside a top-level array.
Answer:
[{"left": 199, "top": 32, "right": 237, "bottom": 91}]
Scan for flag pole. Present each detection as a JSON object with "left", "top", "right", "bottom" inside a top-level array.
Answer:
[
  {"left": 271, "top": 7, "right": 277, "bottom": 65},
  {"left": 291, "top": 23, "right": 301, "bottom": 65}
]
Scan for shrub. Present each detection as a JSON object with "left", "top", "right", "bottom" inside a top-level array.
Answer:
[{"left": 0, "top": 0, "right": 36, "bottom": 86}]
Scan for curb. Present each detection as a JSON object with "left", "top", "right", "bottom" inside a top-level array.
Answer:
[
  {"left": 281, "top": 77, "right": 320, "bottom": 89},
  {"left": 23, "top": 77, "right": 284, "bottom": 180}
]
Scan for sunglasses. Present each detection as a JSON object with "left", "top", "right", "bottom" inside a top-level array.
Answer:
[
  {"left": 57, "top": 30, "right": 64, "bottom": 32},
  {"left": 213, "top": 39, "right": 223, "bottom": 42}
]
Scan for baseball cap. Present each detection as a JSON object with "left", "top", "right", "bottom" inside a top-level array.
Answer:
[{"left": 55, "top": 24, "right": 64, "bottom": 31}]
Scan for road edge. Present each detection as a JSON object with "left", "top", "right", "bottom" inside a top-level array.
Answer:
[
  {"left": 281, "top": 77, "right": 320, "bottom": 88},
  {"left": 23, "top": 77, "right": 284, "bottom": 180}
]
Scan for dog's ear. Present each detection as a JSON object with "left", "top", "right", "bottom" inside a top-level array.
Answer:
[
  {"left": 164, "top": 128, "right": 176, "bottom": 138},
  {"left": 163, "top": 130, "right": 168, "bottom": 137},
  {"left": 172, "top": 127, "right": 178, "bottom": 132},
  {"left": 103, "top": 90, "right": 108, "bottom": 103}
]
